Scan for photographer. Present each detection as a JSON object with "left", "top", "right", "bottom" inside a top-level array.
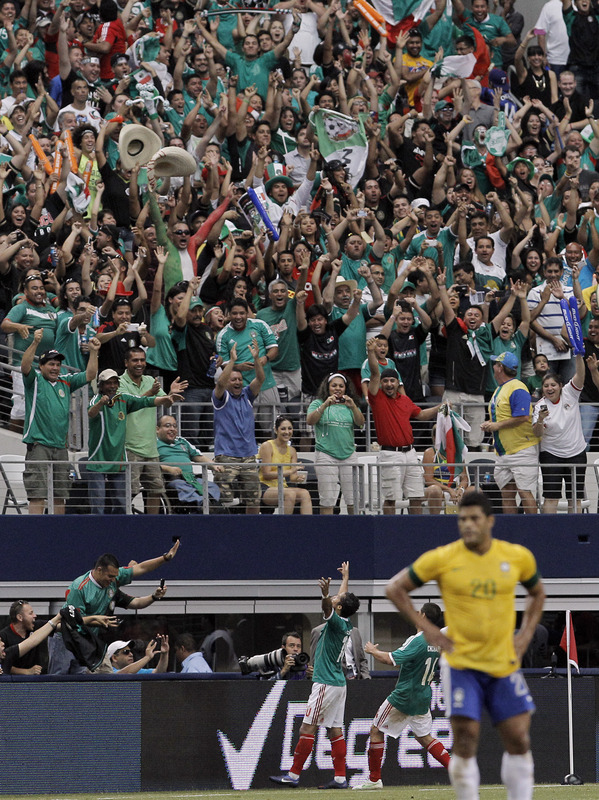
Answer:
[
  {"left": 239, "top": 631, "right": 311, "bottom": 680},
  {"left": 104, "top": 637, "right": 170, "bottom": 674}
]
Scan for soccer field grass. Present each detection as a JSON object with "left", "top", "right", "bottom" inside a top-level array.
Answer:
[{"left": 0, "top": 787, "right": 595, "bottom": 800}]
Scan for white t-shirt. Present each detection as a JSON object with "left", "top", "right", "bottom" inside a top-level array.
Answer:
[
  {"left": 455, "top": 230, "right": 508, "bottom": 270},
  {"left": 533, "top": 380, "right": 586, "bottom": 457},
  {"left": 535, "top": 0, "right": 570, "bottom": 66}
]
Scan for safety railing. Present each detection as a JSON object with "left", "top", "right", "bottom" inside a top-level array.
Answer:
[{"left": 2, "top": 456, "right": 599, "bottom": 516}]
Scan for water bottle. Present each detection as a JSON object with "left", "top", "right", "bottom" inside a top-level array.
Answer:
[
  {"left": 485, "top": 202, "right": 493, "bottom": 220},
  {"left": 206, "top": 354, "right": 218, "bottom": 378}
]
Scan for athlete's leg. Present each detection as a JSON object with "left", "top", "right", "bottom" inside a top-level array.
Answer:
[
  {"left": 415, "top": 733, "right": 450, "bottom": 768},
  {"left": 367, "top": 725, "right": 385, "bottom": 782},
  {"left": 448, "top": 716, "right": 480, "bottom": 800},
  {"left": 328, "top": 725, "right": 347, "bottom": 780},
  {"left": 498, "top": 712, "right": 534, "bottom": 800}
]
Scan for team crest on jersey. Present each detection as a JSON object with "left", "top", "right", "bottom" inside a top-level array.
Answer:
[
  {"left": 58, "top": 388, "right": 65, "bottom": 398},
  {"left": 118, "top": 411, "right": 125, "bottom": 421},
  {"left": 500, "top": 561, "right": 510, "bottom": 572}
]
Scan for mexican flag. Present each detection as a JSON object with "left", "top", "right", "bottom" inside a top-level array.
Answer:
[
  {"left": 371, "top": 0, "right": 434, "bottom": 42},
  {"left": 309, "top": 109, "right": 368, "bottom": 189},
  {"left": 435, "top": 404, "right": 470, "bottom": 482}
]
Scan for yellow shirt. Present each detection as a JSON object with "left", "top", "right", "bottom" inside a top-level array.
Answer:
[
  {"left": 402, "top": 53, "right": 433, "bottom": 106},
  {"left": 410, "top": 538, "right": 539, "bottom": 677},
  {"left": 259, "top": 440, "right": 292, "bottom": 488}
]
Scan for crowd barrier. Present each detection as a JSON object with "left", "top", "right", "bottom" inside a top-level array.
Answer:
[{"left": 0, "top": 674, "right": 594, "bottom": 792}]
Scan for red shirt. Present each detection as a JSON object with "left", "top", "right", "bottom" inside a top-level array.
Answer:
[
  {"left": 91, "top": 19, "right": 128, "bottom": 80},
  {"left": 368, "top": 389, "right": 421, "bottom": 447}
]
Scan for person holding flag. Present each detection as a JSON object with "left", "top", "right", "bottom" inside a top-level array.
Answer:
[
  {"left": 366, "top": 337, "right": 442, "bottom": 515},
  {"left": 423, "top": 407, "right": 472, "bottom": 514}
]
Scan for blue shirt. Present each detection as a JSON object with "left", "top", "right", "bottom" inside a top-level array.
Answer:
[
  {"left": 181, "top": 651, "right": 212, "bottom": 674},
  {"left": 212, "top": 386, "right": 258, "bottom": 458}
]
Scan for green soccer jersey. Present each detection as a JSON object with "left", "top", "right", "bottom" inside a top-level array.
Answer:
[
  {"left": 216, "top": 319, "right": 278, "bottom": 390},
  {"left": 312, "top": 610, "right": 353, "bottom": 687},
  {"left": 330, "top": 304, "right": 372, "bottom": 370},
  {"left": 256, "top": 299, "right": 300, "bottom": 372},
  {"left": 64, "top": 566, "right": 134, "bottom": 617},
  {"left": 157, "top": 435, "right": 203, "bottom": 493},
  {"left": 5, "top": 300, "right": 57, "bottom": 365},
  {"left": 146, "top": 305, "right": 178, "bottom": 372},
  {"left": 23, "top": 368, "right": 89, "bottom": 448},
  {"left": 387, "top": 630, "right": 440, "bottom": 716},
  {"left": 87, "top": 393, "right": 157, "bottom": 472},
  {"left": 54, "top": 313, "right": 98, "bottom": 371},
  {"left": 308, "top": 398, "right": 357, "bottom": 460}
]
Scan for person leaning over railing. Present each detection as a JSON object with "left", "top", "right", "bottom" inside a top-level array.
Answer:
[{"left": 21, "top": 329, "right": 100, "bottom": 516}]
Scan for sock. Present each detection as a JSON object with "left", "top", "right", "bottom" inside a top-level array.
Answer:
[
  {"left": 290, "top": 734, "right": 315, "bottom": 777},
  {"left": 330, "top": 734, "right": 347, "bottom": 778},
  {"left": 501, "top": 751, "right": 534, "bottom": 800},
  {"left": 368, "top": 741, "right": 385, "bottom": 782},
  {"left": 448, "top": 755, "right": 480, "bottom": 800},
  {"left": 427, "top": 738, "right": 451, "bottom": 769}
]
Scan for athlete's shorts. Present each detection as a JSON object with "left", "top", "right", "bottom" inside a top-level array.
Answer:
[
  {"left": 441, "top": 661, "right": 535, "bottom": 725},
  {"left": 373, "top": 700, "right": 432, "bottom": 739},
  {"left": 303, "top": 682, "right": 347, "bottom": 728}
]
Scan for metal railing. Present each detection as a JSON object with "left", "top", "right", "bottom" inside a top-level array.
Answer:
[{"left": 2, "top": 456, "right": 599, "bottom": 516}]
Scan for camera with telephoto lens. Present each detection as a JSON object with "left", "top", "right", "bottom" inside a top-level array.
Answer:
[{"left": 238, "top": 648, "right": 309, "bottom": 675}]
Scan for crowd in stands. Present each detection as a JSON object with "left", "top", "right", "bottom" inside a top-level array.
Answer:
[{"left": 1, "top": 0, "right": 599, "bottom": 515}]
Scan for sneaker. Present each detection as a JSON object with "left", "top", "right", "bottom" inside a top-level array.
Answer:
[
  {"left": 269, "top": 775, "right": 300, "bottom": 787},
  {"left": 352, "top": 779, "right": 383, "bottom": 790},
  {"left": 221, "top": 498, "right": 240, "bottom": 507},
  {"left": 319, "top": 778, "right": 349, "bottom": 789}
]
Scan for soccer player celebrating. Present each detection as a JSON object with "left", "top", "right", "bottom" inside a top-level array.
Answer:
[
  {"left": 270, "top": 561, "right": 360, "bottom": 789},
  {"left": 385, "top": 491, "right": 545, "bottom": 800},
  {"left": 354, "top": 603, "right": 450, "bottom": 790}
]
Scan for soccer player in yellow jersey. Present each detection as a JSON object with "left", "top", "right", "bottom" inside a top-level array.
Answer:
[{"left": 386, "top": 491, "right": 545, "bottom": 800}]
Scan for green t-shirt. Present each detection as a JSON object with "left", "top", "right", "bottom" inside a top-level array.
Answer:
[
  {"left": 330, "top": 304, "right": 371, "bottom": 369},
  {"left": 87, "top": 393, "right": 156, "bottom": 472},
  {"left": 360, "top": 355, "right": 400, "bottom": 383},
  {"left": 208, "top": 0, "right": 241, "bottom": 50},
  {"left": 216, "top": 318, "right": 278, "bottom": 390},
  {"left": 23, "top": 368, "right": 88, "bottom": 448},
  {"left": 157, "top": 435, "right": 203, "bottom": 493},
  {"left": 387, "top": 630, "right": 440, "bottom": 716},
  {"left": 404, "top": 227, "right": 457, "bottom": 283},
  {"left": 146, "top": 305, "right": 177, "bottom": 372},
  {"left": 224, "top": 50, "right": 277, "bottom": 101},
  {"left": 119, "top": 372, "right": 166, "bottom": 457},
  {"left": 486, "top": 329, "right": 526, "bottom": 391},
  {"left": 312, "top": 610, "right": 353, "bottom": 687},
  {"left": 256, "top": 299, "right": 300, "bottom": 372},
  {"left": 308, "top": 398, "right": 357, "bottom": 459},
  {"left": 55, "top": 313, "right": 98, "bottom": 371},
  {"left": 5, "top": 300, "right": 57, "bottom": 365}
]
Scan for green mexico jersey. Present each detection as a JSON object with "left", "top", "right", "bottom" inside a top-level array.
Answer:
[
  {"left": 63, "top": 567, "right": 133, "bottom": 617},
  {"left": 312, "top": 610, "right": 353, "bottom": 687},
  {"left": 23, "top": 368, "right": 88, "bottom": 448},
  {"left": 256, "top": 299, "right": 300, "bottom": 372},
  {"left": 87, "top": 393, "right": 156, "bottom": 472},
  {"left": 388, "top": 630, "right": 440, "bottom": 716},
  {"left": 216, "top": 318, "right": 278, "bottom": 390}
]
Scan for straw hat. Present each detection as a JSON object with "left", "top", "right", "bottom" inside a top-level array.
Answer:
[
  {"left": 118, "top": 124, "right": 161, "bottom": 169},
  {"left": 149, "top": 146, "right": 197, "bottom": 178}
]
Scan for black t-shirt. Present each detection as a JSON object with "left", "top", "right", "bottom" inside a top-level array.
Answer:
[
  {"left": 388, "top": 325, "right": 428, "bottom": 401},
  {"left": 172, "top": 321, "right": 216, "bottom": 389},
  {"left": 298, "top": 317, "right": 348, "bottom": 395},
  {"left": 99, "top": 161, "right": 131, "bottom": 228},
  {"left": 1, "top": 643, "right": 19, "bottom": 674},
  {"left": 582, "top": 338, "right": 599, "bottom": 402},
  {"left": 96, "top": 321, "right": 142, "bottom": 374},
  {"left": 0, "top": 624, "right": 48, "bottom": 672},
  {"left": 444, "top": 317, "right": 488, "bottom": 394}
]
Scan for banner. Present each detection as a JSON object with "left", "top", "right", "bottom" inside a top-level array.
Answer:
[{"left": 309, "top": 109, "right": 367, "bottom": 189}]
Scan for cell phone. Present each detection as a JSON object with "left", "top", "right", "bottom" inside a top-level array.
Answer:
[
  {"left": 172, "top": 535, "right": 180, "bottom": 543},
  {"left": 472, "top": 291, "right": 486, "bottom": 304},
  {"left": 357, "top": 209, "right": 368, "bottom": 218},
  {"left": 426, "top": 238, "right": 438, "bottom": 247},
  {"left": 539, "top": 404, "right": 547, "bottom": 412},
  {"left": 160, "top": 578, "right": 165, "bottom": 589},
  {"left": 336, "top": 397, "right": 346, "bottom": 403},
  {"left": 14, "top": 230, "right": 25, "bottom": 241}
]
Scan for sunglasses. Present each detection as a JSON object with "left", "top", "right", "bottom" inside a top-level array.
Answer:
[
  {"left": 119, "top": 648, "right": 132, "bottom": 655},
  {"left": 173, "top": 229, "right": 190, "bottom": 235}
]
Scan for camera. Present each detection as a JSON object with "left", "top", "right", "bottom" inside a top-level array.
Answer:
[{"left": 238, "top": 648, "right": 309, "bottom": 675}]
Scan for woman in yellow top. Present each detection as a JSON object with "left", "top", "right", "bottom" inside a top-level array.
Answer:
[{"left": 258, "top": 416, "right": 313, "bottom": 515}]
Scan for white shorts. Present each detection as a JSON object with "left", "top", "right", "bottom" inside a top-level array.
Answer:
[
  {"left": 379, "top": 448, "right": 424, "bottom": 501},
  {"left": 303, "top": 682, "right": 347, "bottom": 728},
  {"left": 494, "top": 445, "right": 538, "bottom": 493},
  {"left": 315, "top": 450, "right": 358, "bottom": 508},
  {"left": 373, "top": 699, "right": 433, "bottom": 739}
]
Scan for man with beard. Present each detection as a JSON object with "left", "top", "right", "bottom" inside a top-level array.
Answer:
[{"left": 0, "top": 601, "right": 48, "bottom": 675}]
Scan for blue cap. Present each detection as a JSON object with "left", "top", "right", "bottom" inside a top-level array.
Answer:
[{"left": 491, "top": 351, "right": 519, "bottom": 370}]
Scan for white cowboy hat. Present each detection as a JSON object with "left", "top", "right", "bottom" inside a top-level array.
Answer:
[
  {"left": 149, "top": 146, "right": 197, "bottom": 178},
  {"left": 118, "top": 124, "right": 161, "bottom": 169}
]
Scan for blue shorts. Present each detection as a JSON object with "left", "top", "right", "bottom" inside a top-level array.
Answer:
[{"left": 441, "top": 662, "right": 535, "bottom": 725}]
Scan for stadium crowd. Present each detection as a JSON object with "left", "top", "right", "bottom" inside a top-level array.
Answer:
[{"left": 0, "top": 0, "right": 599, "bottom": 515}]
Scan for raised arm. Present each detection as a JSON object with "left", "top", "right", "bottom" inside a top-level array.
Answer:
[{"left": 130, "top": 539, "right": 180, "bottom": 578}]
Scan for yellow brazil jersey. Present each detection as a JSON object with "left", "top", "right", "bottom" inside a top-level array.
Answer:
[
  {"left": 402, "top": 54, "right": 433, "bottom": 106},
  {"left": 409, "top": 538, "right": 539, "bottom": 677}
]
